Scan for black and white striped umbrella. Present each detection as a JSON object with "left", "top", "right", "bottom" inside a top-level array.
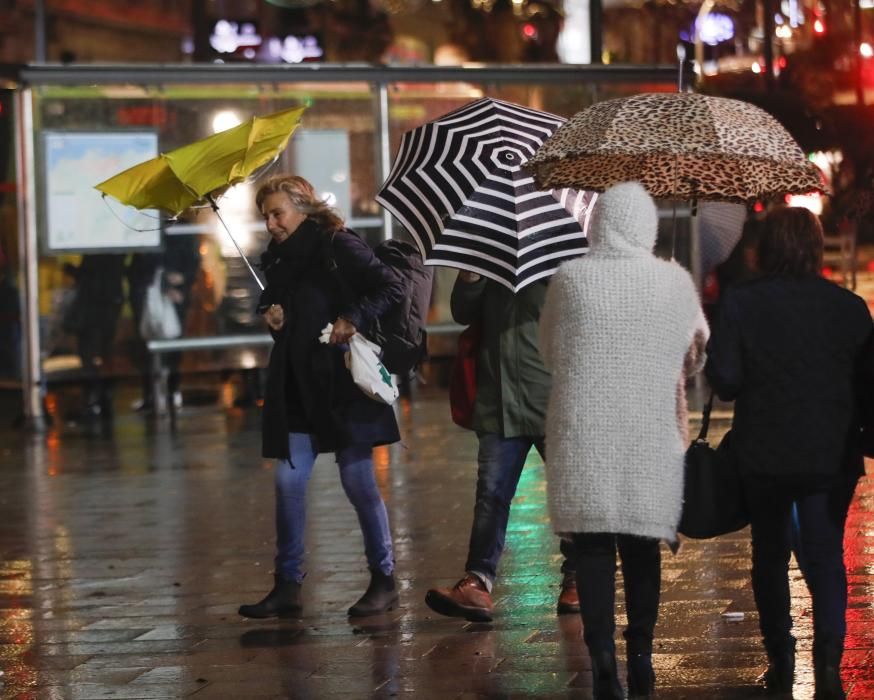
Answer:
[{"left": 376, "top": 97, "right": 597, "bottom": 293}]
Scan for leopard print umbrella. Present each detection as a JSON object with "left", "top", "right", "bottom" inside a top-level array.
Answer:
[{"left": 525, "top": 92, "right": 826, "bottom": 203}]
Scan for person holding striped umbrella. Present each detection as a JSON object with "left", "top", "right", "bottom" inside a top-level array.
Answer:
[
  {"left": 422, "top": 267, "right": 577, "bottom": 622},
  {"left": 377, "top": 97, "right": 597, "bottom": 621}
]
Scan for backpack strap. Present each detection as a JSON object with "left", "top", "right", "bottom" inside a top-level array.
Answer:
[
  {"left": 322, "top": 227, "right": 362, "bottom": 273},
  {"left": 322, "top": 229, "right": 358, "bottom": 312},
  {"left": 322, "top": 230, "right": 339, "bottom": 273}
]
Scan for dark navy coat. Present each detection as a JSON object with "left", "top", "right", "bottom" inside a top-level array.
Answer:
[
  {"left": 260, "top": 220, "right": 404, "bottom": 459},
  {"left": 706, "top": 274, "right": 874, "bottom": 481}
]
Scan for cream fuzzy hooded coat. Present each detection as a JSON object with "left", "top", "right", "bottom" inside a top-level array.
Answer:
[{"left": 538, "top": 182, "right": 709, "bottom": 541}]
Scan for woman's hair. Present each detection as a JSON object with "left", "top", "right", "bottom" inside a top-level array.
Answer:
[
  {"left": 255, "top": 175, "right": 344, "bottom": 232},
  {"left": 758, "top": 206, "right": 823, "bottom": 277}
]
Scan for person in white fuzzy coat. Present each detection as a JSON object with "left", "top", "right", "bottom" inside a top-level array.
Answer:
[{"left": 538, "top": 181, "right": 709, "bottom": 700}]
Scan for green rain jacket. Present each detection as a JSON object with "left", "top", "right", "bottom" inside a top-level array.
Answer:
[{"left": 451, "top": 275, "right": 551, "bottom": 438}]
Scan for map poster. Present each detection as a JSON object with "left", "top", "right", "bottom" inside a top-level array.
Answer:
[{"left": 43, "top": 131, "right": 161, "bottom": 253}]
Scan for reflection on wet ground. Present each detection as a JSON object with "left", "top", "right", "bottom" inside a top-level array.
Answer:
[{"left": 1, "top": 387, "right": 873, "bottom": 699}]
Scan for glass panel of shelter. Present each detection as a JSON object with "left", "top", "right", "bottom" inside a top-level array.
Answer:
[{"left": 26, "top": 74, "right": 687, "bottom": 414}]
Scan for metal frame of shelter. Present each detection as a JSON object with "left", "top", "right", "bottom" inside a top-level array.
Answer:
[{"left": 12, "top": 62, "right": 689, "bottom": 430}]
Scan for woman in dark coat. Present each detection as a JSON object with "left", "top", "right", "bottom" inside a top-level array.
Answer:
[
  {"left": 238, "top": 175, "right": 404, "bottom": 619},
  {"left": 706, "top": 206, "right": 874, "bottom": 699},
  {"left": 63, "top": 254, "right": 126, "bottom": 421}
]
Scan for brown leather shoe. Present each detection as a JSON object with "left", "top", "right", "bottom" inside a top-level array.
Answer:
[
  {"left": 557, "top": 573, "right": 580, "bottom": 615},
  {"left": 425, "top": 574, "right": 494, "bottom": 622}
]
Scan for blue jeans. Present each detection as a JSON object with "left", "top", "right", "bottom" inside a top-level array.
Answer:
[
  {"left": 274, "top": 433, "right": 394, "bottom": 583},
  {"left": 744, "top": 473, "right": 857, "bottom": 656},
  {"left": 465, "top": 432, "right": 575, "bottom": 590}
]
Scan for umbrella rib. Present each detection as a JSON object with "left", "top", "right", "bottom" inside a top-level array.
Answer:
[
  {"left": 376, "top": 188, "right": 440, "bottom": 249},
  {"left": 519, "top": 204, "right": 582, "bottom": 221},
  {"left": 476, "top": 187, "right": 526, "bottom": 203},
  {"left": 518, "top": 266, "right": 561, "bottom": 289},
  {"left": 517, "top": 190, "right": 561, "bottom": 203},
  {"left": 430, "top": 245, "right": 519, "bottom": 274},
  {"left": 384, "top": 131, "right": 419, "bottom": 183},
  {"left": 517, "top": 245, "right": 589, "bottom": 273},
  {"left": 449, "top": 214, "right": 520, "bottom": 237},
  {"left": 459, "top": 201, "right": 526, "bottom": 220},
  {"left": 519, "top": 231, "right": 589, "bottom": 254},
  {"left": 491, "top": 174, "right": 536, "bottom": 187},
  {"left": 516, "top": 218, "right": 581, "bottom": 239},
  {"left": 437, "top": 232, "right": 518, "bottom": 256},
  {"left": 424, "top": 258, "right": 518, "bottom": 293}
]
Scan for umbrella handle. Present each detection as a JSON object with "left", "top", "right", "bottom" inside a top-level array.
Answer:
[{"left": 207, "top": 194, "right": 265, "bottom": 292}]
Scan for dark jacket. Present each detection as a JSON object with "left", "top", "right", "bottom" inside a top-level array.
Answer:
[
  {"left": 451, "top": 276, "right": 551, "bottom": 438},
  {"left": 260, "top": 220, "right": 404, "bottom": 458},
  {"left": 706, "top": 274, "right": 874, "bottom": 480}
]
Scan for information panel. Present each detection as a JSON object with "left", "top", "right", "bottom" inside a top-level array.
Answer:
[{"left": 43, "top": 131, "right": 161, "bottom": 252}]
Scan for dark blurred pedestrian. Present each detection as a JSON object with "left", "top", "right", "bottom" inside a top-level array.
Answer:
[
  {"left": 63, "top": 253, "right": 126, "bottom": 422},
  {"left": 0, "top": 253, "right": 21, "bottom": 382},
  {"left": 424, "top": 274, "right": 580, "bottom": 622},
  {"left": 538, "top": 182, "right": 709, "bottom": 699},
  {"left": 237, "top": 175, "right": 405, "bottom": 619},
  {"left": 128, "top": 232, "right": 201, "bottom": 411},
  {"left": 706, "top": 206, "right": 874, "bottom": 699}
]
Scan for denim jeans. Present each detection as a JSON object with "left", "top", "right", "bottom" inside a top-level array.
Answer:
[
  {"left": 465, "top": 432, "right": 575, "bottom": 590},
  {"left": 274, "top": 433, "right": 394, "bottom": 583},
  {"left": 572, "top": 533, "right": 661, "bottom": 656},
  {"left": 744, "top": 473, "right": 857, "bottom": 656}
]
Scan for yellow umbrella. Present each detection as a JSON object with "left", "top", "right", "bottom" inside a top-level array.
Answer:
[{"left": 95, "top": 106, "right": 306, "bottom": 289}]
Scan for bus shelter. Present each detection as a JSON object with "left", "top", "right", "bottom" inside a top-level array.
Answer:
[{"left": 10, "top": 63, "right": 690, "bottom": 428}]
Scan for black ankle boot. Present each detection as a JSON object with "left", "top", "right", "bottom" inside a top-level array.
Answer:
[
  {"left": 591, "top": 649, "right": 623, "bottom": 700},
  {"left": 348, "top": 570, "right": 398, "bottom": 617},
  {"left": 238, "top": 575, "right": 302, "bottom": 619},
  {"left": 759, "top": 646, "right": 795, "bottom": 695},
  {"left": 814, "top": 643, "right": 845, "bottom": 700},
  {"left": 627, "top": 652, "right": 655, "bottom": 697}
]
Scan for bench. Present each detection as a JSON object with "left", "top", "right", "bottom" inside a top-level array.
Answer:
[
  {"left": 147, "top": 334, "right": 273, "bottom": 414},
  {"left": 146, "top": 323, "right": 465, "bottom": 415}
]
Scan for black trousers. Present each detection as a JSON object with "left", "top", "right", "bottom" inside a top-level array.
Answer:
[
  {"left": 744, "top": 473, "right": 857, "bottom": 656},
  {"left": 572, "top": 532, "right": 661, "bottom": 656}
]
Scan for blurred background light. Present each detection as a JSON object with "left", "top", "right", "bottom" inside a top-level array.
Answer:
[
  {"left": 696, "top": 13, "right": 734, "bottom": 46},
  {"left": 212, "top": 110, "right": 242, "bottom": 134}
]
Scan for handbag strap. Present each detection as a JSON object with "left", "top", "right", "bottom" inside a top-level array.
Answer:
[{"left": 695, "top": 390, "right": 715, "bottom": 442}]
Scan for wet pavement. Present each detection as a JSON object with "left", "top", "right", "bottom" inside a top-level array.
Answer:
[{"left": 1, "top": 383, "right": 874, "bottom": 700}]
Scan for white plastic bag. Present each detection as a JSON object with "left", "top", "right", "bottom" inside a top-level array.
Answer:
[
  {"left": 139, "top": 267, "right": 182, "bottom": 340},
  {"left": 319, "top": 323, "right": 399, "bottom": 405}
]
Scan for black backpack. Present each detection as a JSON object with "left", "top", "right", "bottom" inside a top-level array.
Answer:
[{"left": 327, "top": 234, "right": 434, "bottom": 376}]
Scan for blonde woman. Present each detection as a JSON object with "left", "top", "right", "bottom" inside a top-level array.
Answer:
[{"left": 238, "top": 175, "right": 405, "bottom": 619}]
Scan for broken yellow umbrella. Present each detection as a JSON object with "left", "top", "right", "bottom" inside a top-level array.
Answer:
[{"left": 95, "top": 106, "right": 306, "bottom": 290}]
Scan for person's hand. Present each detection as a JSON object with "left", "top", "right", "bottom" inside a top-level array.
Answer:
[
  {"left": 458, "top": 270, "right": 482, "bottom": 283},
  {"left": 265, "top": 304, "right": 285, "bottom": 331},
  {"left": 329, "top": 317, "right": 357, "bottom": 344}
]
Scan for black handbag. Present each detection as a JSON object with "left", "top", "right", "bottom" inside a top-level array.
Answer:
[{"left": 678, "top": 392, "right": 748, "bottom": 539}]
